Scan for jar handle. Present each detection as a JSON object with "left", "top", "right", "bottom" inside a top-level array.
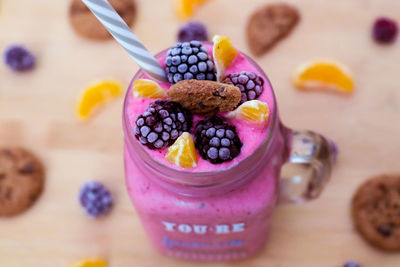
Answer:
[{"left": 278, "top": 129, "right": 338, "bottom": 204}]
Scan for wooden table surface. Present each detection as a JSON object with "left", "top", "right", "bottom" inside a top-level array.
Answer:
[{"left": 1, "top": 0, "right": 400, "bottom": 266}]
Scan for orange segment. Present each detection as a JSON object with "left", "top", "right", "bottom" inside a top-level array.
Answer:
[
  {"left": 213, "top": 35, "right": 238, "bottom": 81},
  {"left": 166, "top": 132, "right": 197, "bottom": 168},
  {"left": 76, "top": 80, "right": 122, "bottom": 121},
  {"left": 69, "top": 259, "right": 107, "bottom": 267},
  {"left": 175, "top": 0, "right": 210, "bottom": 20},
  {"left": 132, "top": 79, "right": 167, "bottom": 99},
  {"left": 293, "top": 59, "right": 354, "bottom": 93},
  {"left": 226, "top": 100, "right": 270, "bottom": 128}
]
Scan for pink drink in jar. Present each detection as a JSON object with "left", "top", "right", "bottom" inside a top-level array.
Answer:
[{"left": 123, "top": 43, "right": 337, "bottom": 261}]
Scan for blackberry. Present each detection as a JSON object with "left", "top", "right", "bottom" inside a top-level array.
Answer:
[
  {"left": 165, "top": 41, "right": 216, "bottom": 84},
  {"left": 3, "top": 45, "right": 35, "bottom": 72},
  {"left": 79, "top": 181, "right": 113, "bottom": 218},
  {"left": 177, "top": 22, "right": 208, "bottom": 43},
  {"left": 135, "top": 100, "right": 192, "bottom": 149},
  {"left": 222, "top": 71, "right": 264, "bottom": 104},
  {"left": 373, "top": 17, "right": 398, "bottom": 43},
  {"left": 343, "top": 262, "right": 363, "bottom": 267},
  {"left": 194, "top": 116, "right": 242, "bottom": 164}
]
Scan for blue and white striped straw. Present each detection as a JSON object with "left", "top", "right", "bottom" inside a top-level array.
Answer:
[{"left": 82, "top": 0, "right": 168, "bottom": 82}]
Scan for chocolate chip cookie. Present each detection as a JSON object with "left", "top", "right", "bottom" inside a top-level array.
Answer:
[
  {"left": 168, "top": 80, "right": 241, "bottom": 116},
  {"left": 352, "top": 174, "right": 400, "bottom": 251},
  {"left": 247, "top": 3, "right": 300, "bottom": 56},
  {"left": 69, "top": 0, "right": 137, "bottom": 40},
  {"left": 0, "top": 148, "right": 44, "bottom": 216}
]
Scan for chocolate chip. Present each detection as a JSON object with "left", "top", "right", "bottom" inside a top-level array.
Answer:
[
  {"left": 379, "top": 184, "right": 387, "bottom": 193},
  {"left": 19, "top": 162, "right": 35, "bottom": 174},
  {"left": 2, "top": 149, "right": 12, "bottom": 157},
  {"left": 30, "top": 194, "right": 37, "bottom": 201},
  {"left": 1, "top": 187, "right": 13, "bottom": 200},
  {"left": 0, "top": 173, "right": 5, "bottom": 180},
  {"left": 5, "top": 188, "right": 12, "bottom": 200},
  {"left": 213, "top": 87, "right": 227, "bottom": 99},
  {"left": 377, "top": 223, "right": 393, "bottom": 237}
]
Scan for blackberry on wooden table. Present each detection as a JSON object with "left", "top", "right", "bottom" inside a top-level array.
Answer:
[
  {"left": 79, "top": 181, "right": 113, "bottom": 218},
  {"left": 3, "top": 45, "right": 35, "bottom": 71},
  {"left": 372, "top": 17, "right": 398, "bottom": 43},
  {"left": 177, "top": 22, "right": 208, "bottom": 43}
]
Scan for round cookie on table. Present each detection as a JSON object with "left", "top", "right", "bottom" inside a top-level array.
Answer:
[
  {"left": 69, "top": 0, "right": 136, "bottom": 40},
  {"left": 131, "top": 37, "right": 270, "bottom": 169},
  {"left": 0, "top": 148, "right": 44, "bottom": 217},
  {"left": 352, "top": 174, "right": 400, "bottom": 251}
]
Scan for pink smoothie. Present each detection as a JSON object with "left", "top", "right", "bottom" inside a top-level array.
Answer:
[
  {"left": 123, "top": 43, "right": 289, "bottom": 260},
  {"left": 126, "top": 45, "right": 275, "bottom": 172}
]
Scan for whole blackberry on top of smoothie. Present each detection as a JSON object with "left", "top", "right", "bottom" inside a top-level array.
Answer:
[{"left": 130, "top": 37, "right": 271, "bottom": 169}]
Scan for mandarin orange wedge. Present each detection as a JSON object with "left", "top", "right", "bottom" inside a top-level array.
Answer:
[
  {"left": 70, "top": 259, "right": 107, "bottom": 267},
  {"left": 132, "top": 79, "right": 167, "bottom": 99},
  {"left": 175, "top": 0, "right": 210, "bottom": 20},
  {"left": 213, "top": 35, "right": 238, "bottom": 81},
  {"left": 76, "top": 80, "right": 122, "bottom": 121},
  {"left": 166, "top": 132, "right": 197, "bottom": 168},
  {"left": 293, "top": 59, "right": 354, "bottom": 94},
  {"left": 226, "top": 100, "right": 270, "bottom": 128}
]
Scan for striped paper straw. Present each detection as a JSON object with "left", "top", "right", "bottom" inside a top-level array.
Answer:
[{"left": 82, "top": 0, "right": 167, "bottom": 82}]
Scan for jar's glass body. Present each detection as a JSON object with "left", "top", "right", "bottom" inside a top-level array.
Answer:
[
  {"left": 123, "top": 47, "right": 291, "bottom": 260},
  {"left": 124, "top": 125, "right": 287, "bottom": 261},
  {"left": 124, "top": 122, "right": 287, "bottom": 261}
]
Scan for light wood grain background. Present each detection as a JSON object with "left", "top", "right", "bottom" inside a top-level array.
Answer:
[{"left": 1, "top": 0, "right": 400, "bottom": 266}]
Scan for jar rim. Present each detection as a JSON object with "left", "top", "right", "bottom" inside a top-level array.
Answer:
[{"left": 123, "top": 42, "right": 278, "bottom": 187}]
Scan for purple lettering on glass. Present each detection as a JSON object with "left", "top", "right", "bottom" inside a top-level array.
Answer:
[{"left": 162, "top": 236, "right": 244, "bottom": 249}]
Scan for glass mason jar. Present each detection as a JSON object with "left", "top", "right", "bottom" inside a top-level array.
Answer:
[{"left": 123, "top": 46, "right": 338, "bottom": 261}]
